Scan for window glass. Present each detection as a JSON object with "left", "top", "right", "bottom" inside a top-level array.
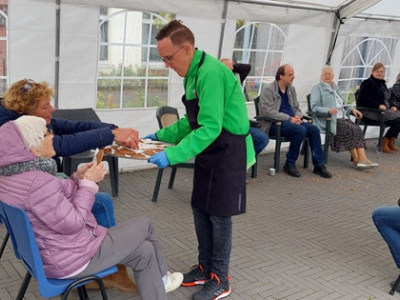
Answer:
[
  {"left": 97, "top": 9, "right": 174, "bottom": 109},
  {"left": 338, "top": 36, "right": 398, "bottom": 104},
  {"left": 233, "top": 21, "right": 287, "bottom": 101}
]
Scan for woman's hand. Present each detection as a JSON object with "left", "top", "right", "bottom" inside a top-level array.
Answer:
[
  {"left": 328, "top": 108, "right": 338, "bottom": 115},
  {"left": 391, "top": 106, "right": 398, "bottom": 112},
  {"left": 75, "top": 162, "right": 94, "bottom": 180},
  {"left": 112, "top": 128, "right": 141, "bottom": 149},
  {"left": 352, "top": 109, "right": 362, "bottom": 119},
  {"left": 379, "top": 104, "right": 387, "bottom": 110},
  {"left": 83, "top": 162, "right": 106, "bottom": 183}
]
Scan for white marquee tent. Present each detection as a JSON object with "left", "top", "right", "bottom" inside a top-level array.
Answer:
[{"left": 7, "top": 0, "right": 400, "bottom": 170}]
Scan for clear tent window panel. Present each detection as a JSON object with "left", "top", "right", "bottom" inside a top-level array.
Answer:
[
  {"left": 97, "top": 9, "right": 173, "bottom": 109},
  {"left": 338, "top": 36, "right": 398, "bottom": 104},
  {"left": 233, "top": 21, "right": 287, "bottom": 100}
]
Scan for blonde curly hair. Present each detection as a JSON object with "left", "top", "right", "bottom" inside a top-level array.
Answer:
[{"left": 2, "top": 79, "right": 55, "bottom": 114}]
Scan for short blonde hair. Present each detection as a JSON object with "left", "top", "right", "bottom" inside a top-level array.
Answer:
[
  {"left": 14, "top": 116, "right": 47, "bottom": 149},
  {"left": 2, "top": 79, "right": 55, "bottom": 115}
]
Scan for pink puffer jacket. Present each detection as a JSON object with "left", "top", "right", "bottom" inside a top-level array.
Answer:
[{"left": 0, "top": 121, "right": 107, "bottom": 278}]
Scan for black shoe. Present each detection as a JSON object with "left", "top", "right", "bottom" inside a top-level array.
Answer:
[
  {"left": 391, "top": 280, "right": 400, "bottom": 293},
  {"left": 182, "top": 264, "right": 210, "bottom": 287},
  {"left": 283, "top": 163, "right": 301, "bottom": 177},
  {"left": 313, "top": 165, "right": 332, "bottom": 178},
  {"left": 192, "top": 273, "right": 231, "bottom": 300}
]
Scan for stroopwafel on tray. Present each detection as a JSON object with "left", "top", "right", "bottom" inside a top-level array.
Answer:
[{"left": 102, "top": 139, "right": 171, "bottom": 160}]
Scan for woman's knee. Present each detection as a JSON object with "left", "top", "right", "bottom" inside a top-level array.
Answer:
[{"left": 131, "top": 240, "right": 156, "bottom": 272}]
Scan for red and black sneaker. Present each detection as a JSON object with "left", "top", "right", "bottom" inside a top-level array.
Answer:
[
  {"left": 192, "top": 273, "right": 231, "bottom": 300},
  {"left": 181, "top": 264, "right": 210, "bottom": 287}
]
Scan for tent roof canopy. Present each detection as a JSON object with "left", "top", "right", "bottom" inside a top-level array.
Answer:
[{"left": 32, "top": 0, "right": 392, "bottom": 24}]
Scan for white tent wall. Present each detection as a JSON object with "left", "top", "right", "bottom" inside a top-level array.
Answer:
[
  {"left": 9, "top": 0, "right": 55, "bottom": 82},
  {"left": 10, "top": 0, "right": 398, "bottom": 171}
]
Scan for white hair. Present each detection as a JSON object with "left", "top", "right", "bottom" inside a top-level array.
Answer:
[
  {"left": 321, "top": 65, "right": 333, "bottom": 74},
  {"left": 14, "top": 116, "right": 47, "bottom": 149}
]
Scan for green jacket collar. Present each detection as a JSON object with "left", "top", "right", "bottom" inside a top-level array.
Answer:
[{"left": 185, "top": 49, "right": 204, "bottom": 80}]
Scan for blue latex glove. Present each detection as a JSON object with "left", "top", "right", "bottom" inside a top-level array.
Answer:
[
  {"left": 143, "top": 133, "right": 158, "bottom": 141},
  {"left": 148, "top": 151, "right": 170, "bottom": 169}
]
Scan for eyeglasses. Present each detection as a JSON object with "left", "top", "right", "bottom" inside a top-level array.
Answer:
[
  {"left": 159, "top": 46, "right": 184, "bottom": 64},
  {"left": 23, "top": 79, "right": 35, "bottom": 94},
  {"left": 44, "top": 129, "right": 53, "bottom": 137}
]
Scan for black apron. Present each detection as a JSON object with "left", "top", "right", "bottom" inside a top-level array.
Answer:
[{"left": 182, "top": 51, "right": 247, "bottom": 217}]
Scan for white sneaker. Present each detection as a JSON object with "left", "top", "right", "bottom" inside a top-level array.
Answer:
[{"left": 165, "top": 271, "right": 183, "bottom": 293}]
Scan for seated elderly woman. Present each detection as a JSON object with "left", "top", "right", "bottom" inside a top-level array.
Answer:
[
  {"left": 0, "top": 116, "right": 183, "bottom": 300},
  {"left": 310, "top": 66, "right": 378, "bottom": 169}
]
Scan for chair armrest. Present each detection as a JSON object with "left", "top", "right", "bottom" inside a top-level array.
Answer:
[
  {"left": 254, "top": 115, "right": 283, "bottom": 123},
  {"left": 306, "top": 110, "right": 331, "bottom": 119},
  {"left": 356, "top": 106, "right": 386, "bottom": 114}
]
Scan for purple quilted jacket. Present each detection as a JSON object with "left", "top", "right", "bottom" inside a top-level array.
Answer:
[{"left": 0, "top": 121, "right": 107, "bottom": 278}]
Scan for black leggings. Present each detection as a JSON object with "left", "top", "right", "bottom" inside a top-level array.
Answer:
[
  {"left": 384, "top": 118, "right": 400, "bottom": 138},
  {"left": 362, "top": 117, "right": 400, "bottom": 139}
]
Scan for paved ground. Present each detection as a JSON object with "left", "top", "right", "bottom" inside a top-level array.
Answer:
[{"left": 1, "top": 138, "right": 400, "bottom": 300}]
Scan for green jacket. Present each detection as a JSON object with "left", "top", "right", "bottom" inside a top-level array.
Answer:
[{"left": 156, "top": 50, "right": 255, "bottom": 168}]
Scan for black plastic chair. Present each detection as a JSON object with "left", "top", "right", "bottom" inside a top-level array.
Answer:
[
  {"left": 354, "top": 89, "right": 387, "bottom": 154},
  {"left": 306, "top": 94, "right": 331, "bottom": 163},
  {"left": 52, "top": 108, "right": 119, "bottom": 197},
  {"left": 152, "top": 106, "right": 195, "bottom": 202},
  {"left": 253, "top": 96, "right": 310, "bottom": 172}
]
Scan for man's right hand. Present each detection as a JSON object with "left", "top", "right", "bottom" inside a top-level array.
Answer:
[{"left": 290, "top": 116, "right": 302, "bottom": 124}]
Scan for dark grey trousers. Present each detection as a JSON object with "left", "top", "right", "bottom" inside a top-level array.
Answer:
[{"left": 75, "top": 217, "right": 168, "bottom": 300}]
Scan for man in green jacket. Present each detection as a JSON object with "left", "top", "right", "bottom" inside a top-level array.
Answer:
[{"left": 146, "top": 20, "right": 255, "bottom": 300}]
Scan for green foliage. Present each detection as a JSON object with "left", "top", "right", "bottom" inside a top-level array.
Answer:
[
  {"left": 96, "top": 91, "right": 118, "bottom": 109},
  {"left": 345, "top": 87, "right": 357, "bottom": 105}
]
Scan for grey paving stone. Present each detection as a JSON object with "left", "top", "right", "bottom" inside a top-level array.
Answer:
[{"left": 1, "top": 138, "right": 400, "bottom": 299}]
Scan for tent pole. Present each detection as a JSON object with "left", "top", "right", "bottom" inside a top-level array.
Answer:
[
  {"left": 55, "top": 0, "right": 60, "bottom": 108},
  {"left": 326, "top": 11, "right": 343, "bottom": 65},
  {"left": 217, "top": 0, "right": 229, "bottom": 59}
]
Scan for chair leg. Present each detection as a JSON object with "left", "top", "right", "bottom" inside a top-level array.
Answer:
[
  {"left": 152, "top": 169, "right": 164, "bottom": 202},
  {"left": 168, "top": 167, "right": 178, "bottom": 189},
  {"left": 363, "top": 125, "right": 368, "bottom": 150},
  {"left": 303, "top": 140, "right": 310, "bottom": 169},
  {"left": 389, "top": 273, "right": 400, "bottom": 295},
  {"left": 251, "top": 157, "right": 258, "bottom": 178},
  {"left": 16, "top": 271, "right": 32, "bottom": 300},
  {"left": 377, "top": 114, "right": 385, "bottom": 154},
  {"left": 323, "top": 136, "right": 329, "bottom": 164},
  {"left": 275, "top": 125, "right": 282, "bottom": 172},
  {"left": 109, "top": 157, "right": 119, "bottom": 197},
  {"left": 63, "top": 277, "right": 108, "bottom": 300},
  {"left": 76, "top": 286, "right": 89, "bottom": 300},
  {"left": 0, "top": 231, "right": 9, "bottom": 260}
]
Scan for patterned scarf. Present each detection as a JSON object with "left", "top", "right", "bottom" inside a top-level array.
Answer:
[{"left": 0, "top": 157, "right": 58, "bottom": 177}]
